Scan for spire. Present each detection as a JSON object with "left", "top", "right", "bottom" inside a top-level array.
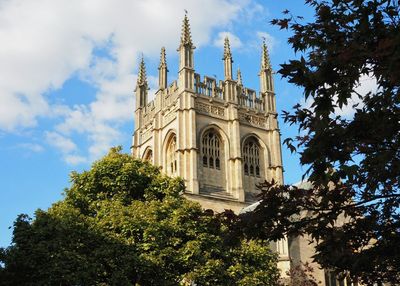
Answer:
[
  {"left": 259, "top": 40, "right": 274, "bottom": 97},
  {"left": 223, "top": 36, "right": 233, "bottom": 80},
  {"left": 137, "top": 56, "right": 147, "bottom": 86},
  {"left": 135, "top": 56, "right": 148, "bottom": 109},
  {"left": 237, "top": 67, "right": 243, "bottom": 85},
  {"left": 261, "top": 40, "right": 271, "bottom": 70},
  {"left": 178, "top": 13, "right": 195, "bottom": 79},
  {"left": 159, "top": 47, "right": 167, "bottom": 68},
  {"left": 223, "top": 36, "right": 232, "bottom": 59},
  {"left": 180, "top": 13, "right": 193, "bottom": 46},
  {"left": 158, "top": 47, "right": 168, "bottom": 90}
]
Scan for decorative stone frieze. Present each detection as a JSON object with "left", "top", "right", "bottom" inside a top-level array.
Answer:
[
  {"left": 194, "top": 101, "right": 225, "bottom": 118},
  {"left": 238, "top": 112, "right": 267, "bottom": 127}
]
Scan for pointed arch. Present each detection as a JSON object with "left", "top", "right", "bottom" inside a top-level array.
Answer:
[
  {"left": 198, "top": 124, "right": 230, "bottom": 193},
  {"left": 241, "top": 134, "right": 271, "bottom": 190},
  {"left": 162, "top": 129, "right": 178, "bottom": 176},
  {"left": 142, "top": 147, "right": 153, "bottom": 162},
  {"left": 241, "top": 133, "right": 271, "bottom": 167},
  {"left": 198, "top": 124, "right": 231, "bottom": 155},
  {"left": 201, "top": 129, "right": 222, "bottom": 170},
  {"left": 242, "top": 137, "right": 261, "bottom": 177}
]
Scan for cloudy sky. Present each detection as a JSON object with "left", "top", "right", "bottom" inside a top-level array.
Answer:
[{"left": 0, "top": 0, "right": 376, "bottom": 247}]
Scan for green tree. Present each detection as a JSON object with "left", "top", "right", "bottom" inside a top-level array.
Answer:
[
  {"left": 285, "top": 262, "right": 319, "bottom": 286},
  {"left": 0, "top": 147, "right": 280, "bottom": 286},
  {"left": 241, "top": 0, "right": 400, "bottom": 284}
]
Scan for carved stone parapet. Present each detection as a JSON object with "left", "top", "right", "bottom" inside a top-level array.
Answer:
[
  {"left": 238, "top": 111, "right": 267, "bottom": 128},
  {"left": 194, "top": 101, "right": 225, "bottom": 118}
]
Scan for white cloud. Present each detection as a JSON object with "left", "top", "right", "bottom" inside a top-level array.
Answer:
[
  {"left": 17, "top": 143, "right": 44, "bottom": 153},
  {"left": 45, "top": 131, "right": 77, "bottom": 154},
  {"left": 214, "top": 31, "right": 243, "bottom": 49},
  {"left": 65, "top": 154, "right": 87, "bottom": 165},
  {"left": 45, "top": 131, "right": 88, "bottom": 164},
  {"left": 0, "top": 0, "right": 252, "bottom": 165},
  {"left": 53, "top": 104, "right": 122, "bottom": 160},
  {"left": 256, "top": 31, "right": 278, "bottom": 52},
  {"left": 242, "top": 1, "right": 265, "bottom": 21},
  {"left": 0, "top": 93, "right": 49, "bottom": 131}
]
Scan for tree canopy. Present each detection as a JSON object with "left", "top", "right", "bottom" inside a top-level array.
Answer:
[
  {"left": 0, "top": 147, "right": 280, "bottom": 286},
  {"left": 241, "top": 0, "right": 400, "bottom": 284}
]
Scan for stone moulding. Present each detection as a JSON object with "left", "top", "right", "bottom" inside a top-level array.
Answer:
[{"left": 194, "top": 101, "right": 225, "bottom": 118}]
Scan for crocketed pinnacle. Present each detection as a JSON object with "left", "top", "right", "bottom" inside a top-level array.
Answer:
[
  {"left": 237, "top": 68, "right": 243, "bottom": 85},
  {"left": 261, "top": 40, "right": 271, "bottom": 70},
  {"left": 137, "top": 56, "right": 147, "bottom": 86},
  {"left": 159, "top": 47, "right": 167, "bottom": 68},
  {"left": 180, "top": 14, "right": 193, "bottom": 46},
  {"left": 223, "top": 36, "right": 232, "bottom": 59}
]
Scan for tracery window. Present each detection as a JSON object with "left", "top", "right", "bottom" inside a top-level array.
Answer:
[
  {"left": 201, "top": 130, "right": 221, "bottom": 170},
  {"left": 166, "top": 135, "right": 177, "bottom": 174},
  {"left": 243, "top": 138, "right": 261, "bottom": 177}
]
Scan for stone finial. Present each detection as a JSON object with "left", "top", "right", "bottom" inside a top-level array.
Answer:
[
  {"left": 158, "top": 47, "right": 168, "bottom": 89},
  {"left": 261, "top": 40, "right": 271, "bottom": 70},
  {"left": 159, "top": 47, "right": 167, "bottom": 68},
  {"left": 237, "top": 68, "right": 243, "bottom": 85},
  {"left": 223, "top": 36, "right": 233, "bottom": 80},
  {"left": 180, "top": 13, "right": 193, "bottom": 46},
  {"left": 223, "top": 36, "right": 232, "bottom": 59},
  {"left": 137, "top": 56, "right": 147, "bottom": 86}
]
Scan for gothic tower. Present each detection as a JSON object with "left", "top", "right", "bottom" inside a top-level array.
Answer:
[
  {"left": 131, "top": 15, "right": 283, "bottom": 212},
  {"left": 131, "top": 14, "right": 289, "bottom": 276}
]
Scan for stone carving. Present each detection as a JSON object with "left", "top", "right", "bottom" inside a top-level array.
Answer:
[
  {"left": 141, "top": 127, "right": 152, "bottom": 143},
  {"left": 163, "top": 111, "right": 176, "bottom": 126},
  {"left": 211, "top": 106, "right": 224, "bottom": 117},
  {"left": 195, "top": 102, "right": 210, "bottom": 113},
  {"left": 195, "top": 101, "right": 225, "bottom": 118},
  {"left": 239, "top": 112, "right": 266, "bottom": 127}
]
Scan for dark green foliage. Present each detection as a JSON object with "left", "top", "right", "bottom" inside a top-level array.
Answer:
[
  {"left": 243, "top": 1, "right": 400, "bottom": 284},
  {"left": 0, "top": 147, "right": 280, "bottom": 285},
  {"left": 285, "top": 262, "right": 320, "bottom": 286},
  {"left": 1, "top": 212, "right": 137, "bottom": 286}
]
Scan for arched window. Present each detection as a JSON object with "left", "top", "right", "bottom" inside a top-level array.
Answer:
[
  {"left": 143, "top": 149, "right": 153, "bottom": 162},
  {"left": 243, "top": 138, "right": 261, "bottom": 177},
  {"left": 201, "top": 129, "right": 221, "bottom": 170},
  {"left": 166, "top": 135, "right": 177, "bottom": 174}
]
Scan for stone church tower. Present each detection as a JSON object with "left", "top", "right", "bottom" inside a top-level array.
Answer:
[
  {"left": 131, "top": 15, "right": 356, "bottom": 286},
  {"left": 131, "top": 15, "right": 290, "bottom": 275},
  {"left": 131, "top": 14, "right": 283, "bottom": 212}
]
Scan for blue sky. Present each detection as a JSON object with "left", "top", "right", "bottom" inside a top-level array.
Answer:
[{"left": 0, "top": 0, "right": 317, "bottom": 247}]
